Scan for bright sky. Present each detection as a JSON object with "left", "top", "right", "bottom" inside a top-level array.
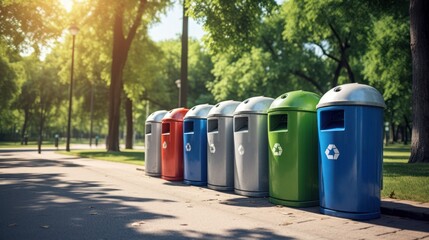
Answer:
[
  {"left": 148, "top": 1, "right": 205, "bottom": 41},
  {"left": 59, "top": 0, "right": 204, "bottom": 41}
]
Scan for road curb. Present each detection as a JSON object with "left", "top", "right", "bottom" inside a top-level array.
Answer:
[{"left": 381, "top": 199, "right": 429, "bottom": 221}]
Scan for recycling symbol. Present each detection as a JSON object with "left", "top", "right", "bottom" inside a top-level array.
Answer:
[
  {"left": 325, "top": 144, "right": 340, "bottom": 160},
  {"left": 185, "top": 143, "right": 192, "bottom": 152},
  {"left": 272, "top": 143, "right": 283, "bottom": 157},
  {"left": 209, "top": 143, "right": 216, "bottom": 153},
  {"left": 238, "top": 145, "right": 245, "bottom": 156},
  {"left": 162, "top": 141, "right": 167, "bottom": 149}
]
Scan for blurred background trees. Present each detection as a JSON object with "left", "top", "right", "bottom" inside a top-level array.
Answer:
[{"left": 0, "top": 0, "right": 420, "bottom": 160}]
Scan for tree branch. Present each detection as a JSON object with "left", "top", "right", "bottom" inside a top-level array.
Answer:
[
  {"left": 332, "top": 61, "right": 342, "bottom": 87},
  {"left": 343, "top": 56, "right": 355, "bottom": 82},
  {"left": 328, "top": 22, "right": 344, "bottom": 50},
  {"left": 313, "top": 42, "right": 340, "bottom": 62},
  {"left": 291, "top": 70, "right": 324, "bottom": 94},
  {"left": 125, "top": 0, "right": 147, "bottom": 46}
]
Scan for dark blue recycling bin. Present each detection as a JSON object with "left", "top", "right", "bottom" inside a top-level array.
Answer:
[
  {"left": 183, "top": 104, "right": 214, "bottom": 186},
  {"left": 317, "top": 83, "right": 386, "bottom": 220}
]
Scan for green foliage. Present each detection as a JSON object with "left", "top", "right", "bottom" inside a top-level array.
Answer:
[
  {"left": 282, "top": 0, "right": 372, "bottom": 86},
  {"left": 0, "top": 0, "right": 66, "bottom": 53},
  {"left": 152, "top": 38, "right": 215, "bottom": 108},
  {"left": 188, "top": 0, "right": 278, "bottom": 53},
  {"left": 362, "top": 15, "right": 411, "bottom": 125}
]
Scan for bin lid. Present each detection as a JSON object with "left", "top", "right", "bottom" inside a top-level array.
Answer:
[
  {"left": 268, "top": 91, "right": 320, "bottom": 112},
  {"left": 207, "top": 100, "right": 241, "bottom": 117},
  {"left": 146, "top": 110, "right": 168, "bottom": 123},
  {"left": 162, "top": 108, "right": 189, "bottom": 122},
  {"left": 234, "top": 96, "right": 274, "bottom": 115},
  {"left": 317, "top": 83, "right": 386, "bottom": 109},
  {"left": 184, "top": 104, "right": 214, "bottom": 119}
]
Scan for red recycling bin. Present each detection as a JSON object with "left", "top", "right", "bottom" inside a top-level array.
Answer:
[{"left": 161, "top": 108, "right": 189, "bottom": 181}]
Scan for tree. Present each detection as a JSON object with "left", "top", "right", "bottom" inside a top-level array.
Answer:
[
  {"left": 362, "top": 15, "right": 412, "bottom": 143},
  {"left": 101, "top": 0, "right": 170, "bottom": 152},
  {"left": 188, "top": 0, "right": 278, "bottom": 54},
  {"left": 0, "top": 0, "right": 65, "bottom": 53},
  {"left": 409, "top": 0, "right": 429, "bottom": 163},
  {"left": 283, "top": 0, "right": 375, "bottom": 88}
]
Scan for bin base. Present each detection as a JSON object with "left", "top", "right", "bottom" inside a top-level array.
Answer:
[
  {"left": 146, "top": 172, "right": 161, "bottom": 177},
  {"left": 235, "top": 189, "right": 268, "bottom": 197},
  {"left": 208, "top": 184, "right": 233, "bottom": 191},
  {"left": 269, "top": 197, "right": 319, "bottom": 207},
  {"left": 184, "top": 179, "right": 207, "bottom": 186},
  {"left": 162, "top": 175, "right": 183, "bottom": 181},
  {"left": 320, "top": 207, "right": 380, "bottom": 220}
]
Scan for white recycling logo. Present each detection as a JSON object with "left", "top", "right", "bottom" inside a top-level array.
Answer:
[
  {"left": 238, "top": 145, "right": 245, "bottom": 156},
  {"left": 325, "top": 144, "right": 340, "bottom": 160},
  {"left": 162, "top": 141, "right": 167, "bottom": 149},
  {"left": 209, "top": 143, "right": 216, "bottom": 153},
  {"left": 185, "top": 143, "right": 192, "bottom": 152},
  {"left": 272, "top": 143, "right": 283, "bottom": 157}
]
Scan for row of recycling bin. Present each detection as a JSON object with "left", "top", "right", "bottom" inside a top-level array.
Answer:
[{"left": 145, "top": 83, "right": 386, "bottom": 220}]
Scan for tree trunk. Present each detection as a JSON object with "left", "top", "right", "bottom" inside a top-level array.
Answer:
[
  {"left": 179, "top": 0, "right": 188, "bottom": 107},
  {"left": 125, "top": 96, "right": 133, "bottom": 149},
  {"left": 38, "top": 107, "right": 45, "bottom": 154},
  {"left": 107, "top": 0, "right": 147, "bottom": 152},
  {"left": 20, "top": 108, "right": 29, "bottom": 145},
  {"left": 409, "top": 0, "right": 429, "bottom": 163}
]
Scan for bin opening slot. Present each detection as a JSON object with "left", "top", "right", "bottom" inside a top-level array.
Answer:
[
  {"left": 145, "top": 124, "right": 152, "bottom": 134},
  {"left": 235, "top": 116, "right": 248, "bottom": 132},
  {"left": 162, "top": 122, "right": 170, "bottom": 134},
  {"left": 321, "top": 110, "right": 344, "bottom": 130},
  {"left": 270, "top": 114, "right": 288, "bottom": 131},
  {"left": 208, "top": 119, "right": 218, "bottom": 132},
  {"left": 184, "top": 121, "right": 194, "bottom": 133}
]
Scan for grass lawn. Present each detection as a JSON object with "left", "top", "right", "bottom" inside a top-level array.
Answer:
[
  {"left": 0, "top": 141, "right": 52, "bottom": 148},
  {"left": 58, "top": 149, "right": 145, "bottom": 166},
  {"left": 382, "top": 144, "right": 429, "bottom": 202}
]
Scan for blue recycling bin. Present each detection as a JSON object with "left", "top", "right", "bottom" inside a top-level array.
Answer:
[
  {"left": 183, "top": 104, "right": 214, "bottom": 186},
  {"left": 317, "top": 83, "right": 386, "bottom": 220}
]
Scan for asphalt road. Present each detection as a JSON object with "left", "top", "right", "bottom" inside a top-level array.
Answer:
[{"left": 0, "top": 149, "right": 428, "bottom": 239}]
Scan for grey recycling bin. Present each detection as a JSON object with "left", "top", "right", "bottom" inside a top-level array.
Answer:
[
  {"left": 145, "top": 110, "right": 168, "bottom": 177},
  {"left": 234, "top": 96, "right": 274, "bottom": 197},
  {"left": 207, "top": 100, "right": 241, "bottom": 191}
]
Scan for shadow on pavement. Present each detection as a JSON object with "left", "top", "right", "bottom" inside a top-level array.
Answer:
[
  {"left": 0, "top": 155, "right": 301, "bottom": 239},
  {"left": 0, "top": 158, "right": 82, "bottom": 168},
  {"left": 0, "top": 171, "right": 177, "bottom": 240}
]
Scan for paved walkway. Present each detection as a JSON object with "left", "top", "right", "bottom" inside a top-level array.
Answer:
[{"left": 0, "top": 149, "right": 428, "bottom": 239}]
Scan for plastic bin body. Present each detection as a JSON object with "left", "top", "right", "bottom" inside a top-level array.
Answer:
[
  {"left": 268, "top": 91, "right": 320, "bottom": 207},
  {"left": 207, "top": 101, "right": 241, "bottom": 191},
  {"left": 161, "top": 108, "right": 189, "bottom": 181},
  {"left": 145, "top": 110, "right": 168, "bottom": 177},
  {"left": 317, "top": 83, "right": 385, "bottom": 220},
  {"left": 233, "top": 97, "right": 274, "bottom": 197},
  {"left": 183, "top": 104, "right": 213, "bottom": 185}
]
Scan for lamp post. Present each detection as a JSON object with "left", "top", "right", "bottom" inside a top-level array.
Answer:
[
  {"left": 175, "top": 79, "right": 181, "bottom": 107},
  {"left": 66, "top": 24, "right": 79, "bottom": 152}
]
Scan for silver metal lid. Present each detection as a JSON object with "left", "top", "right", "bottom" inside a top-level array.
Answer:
[
  {"left": 184, "top": 104, "right": 214, "bottom": 119},
  {"left": 207, "top": 100, "right": 241, "bottom": 117},
  {"left": 145, "top": 110, "right": 168, "bottom": 123},
  {"left": 317, "top": 83, "right": 386, "bottom": 109},
  {"left": 234, "top": 96, "right": 274, "bottom": 115}
]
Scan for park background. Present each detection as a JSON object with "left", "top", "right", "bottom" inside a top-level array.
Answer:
[{"left": 0, "top": 1, "right": 428, "bottom": 201}]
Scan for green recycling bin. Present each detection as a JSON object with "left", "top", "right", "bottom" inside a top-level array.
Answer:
[{"left": 268, "top": 90, "right": 321, "bottom": 207}]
